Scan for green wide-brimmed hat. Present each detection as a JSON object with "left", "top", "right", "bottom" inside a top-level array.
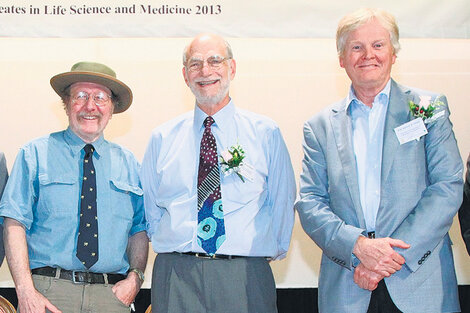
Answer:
[{"left": 50, "top": 61, "right": 133, "bottom": 114}]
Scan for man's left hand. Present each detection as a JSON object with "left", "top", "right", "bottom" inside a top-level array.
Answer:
[
  {"left": 353, "top": 236, "right": 410, "bottom": 277},
  {"left": 111, "top": 272, "right": 142, "bottom": 306}
]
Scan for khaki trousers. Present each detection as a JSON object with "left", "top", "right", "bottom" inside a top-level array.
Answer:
[{"left": 22, "top": 274, "right": 131, "bottom": 313}]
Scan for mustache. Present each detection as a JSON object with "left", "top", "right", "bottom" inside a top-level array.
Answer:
[
  {"left": 194, "top": 78, "right": 219, "bottom": 83},
  {"left": 78, "top": 112, "right": 101, "bottom": 118}
]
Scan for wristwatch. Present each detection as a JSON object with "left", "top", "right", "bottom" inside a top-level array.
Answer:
[{"left": 128, "top": 268, "right": 145, "bottom": 283}]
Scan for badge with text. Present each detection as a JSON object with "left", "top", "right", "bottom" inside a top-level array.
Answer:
[{"left": 394, "top": 118, "right": 428, "bottom": 145}]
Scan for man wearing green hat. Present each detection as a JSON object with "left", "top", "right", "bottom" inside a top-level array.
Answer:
[{"left": 0, "top": 62, "right": 148, "bottom": 313}]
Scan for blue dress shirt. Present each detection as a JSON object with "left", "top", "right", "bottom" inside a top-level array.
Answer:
[
  {"left": 141, "top": 100, "right": 296, "bottom": 260},
  {"left": 347, "top": 80, "right": 390, "bottom": 232},
  {"left": 0, "top": 128, "right": 145, "bottom": 274}
]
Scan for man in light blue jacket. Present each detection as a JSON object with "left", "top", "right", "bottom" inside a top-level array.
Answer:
[{"left": 296, "top": 8, "right": 462, "bottom": 313}]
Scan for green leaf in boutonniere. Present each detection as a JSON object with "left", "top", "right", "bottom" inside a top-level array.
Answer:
[
  {"left": 409, "top": 95, "right": 444, "bottom": 120},
  {"left": 219, "top": 144, "right": 246, "bottom": 182}
]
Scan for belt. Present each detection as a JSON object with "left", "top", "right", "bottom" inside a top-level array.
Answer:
[
  {"left": 31, "top": 267, "right": 126, "bottom": 284},
  {"left": 368, "top": 231, "right": 376, "bottom": 239},
  {"left": 178, "top": 252, "right": 245, "bottom": 260}
]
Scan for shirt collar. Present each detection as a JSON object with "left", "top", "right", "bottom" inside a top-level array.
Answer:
[
  {"left": 346, "top": 79, "right": 391, "bottom": 112},
  {"left": 64, "top": 127, "right": 105, "bottom": 157},
  {"left": 193, "top": 99, "right": 235, "bottom": 134}
]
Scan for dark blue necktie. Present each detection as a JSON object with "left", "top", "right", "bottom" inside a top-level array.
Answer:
[
  {"left": 76, "top": 144, "right": 99, "bottom": 268},
  {"left": 197, "top": 116, "right": 225, "bottom": 255}
]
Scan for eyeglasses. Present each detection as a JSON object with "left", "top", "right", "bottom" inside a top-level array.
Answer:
[
  {"left": 71, "top": 91, "right": 112, "bottom": 107},
  {"left": 186, "top": 56, "right": 231, "bottom": 73}
]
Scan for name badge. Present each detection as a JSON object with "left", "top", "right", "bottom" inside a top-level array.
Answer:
[{"left": 394, "top": 118, "right": 428, "bottom": 145}]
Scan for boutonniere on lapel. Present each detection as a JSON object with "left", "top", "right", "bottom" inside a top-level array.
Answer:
[
  {"left": 395, "top": 95, "right": 445, "bottom": 145},
  {"left": 219, "top": 144, "right": 254, "bottom": 182},
  {"left": 408, "top": 95, "right": 444, "bottom": 121}
]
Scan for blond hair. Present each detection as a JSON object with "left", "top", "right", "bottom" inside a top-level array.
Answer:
[{"left": 336, "top": 8, "right": 400, "bottom": 57}]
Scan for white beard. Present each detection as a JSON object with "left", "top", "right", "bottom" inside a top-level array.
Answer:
[{"left": 190, "top": 79, "right": 230, "bottom": 107}]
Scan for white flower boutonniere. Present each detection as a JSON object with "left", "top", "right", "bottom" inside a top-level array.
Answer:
[
  {"left": 219, "top": 144, "right": 247, "bottom": 182},
  {"left": 409, "top": 95, "right": 444, "bottom": 120}
]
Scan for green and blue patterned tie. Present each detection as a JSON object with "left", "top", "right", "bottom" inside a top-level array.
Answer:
[{"left": 197, "top": 116, "right": 226, "bottom": 255}]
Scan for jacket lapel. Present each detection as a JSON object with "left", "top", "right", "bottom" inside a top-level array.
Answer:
[
  {"left": 381, "top": 80, "right": 414, "bottom": 185},
  {"left": 330, "top": 100, "right": 366, "bottom": 229}
]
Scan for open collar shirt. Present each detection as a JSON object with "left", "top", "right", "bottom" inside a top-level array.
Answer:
[
  {"left": 347, "top": 80, "right": 391, "bottom": 232},
  {"left": 0, "top": 127, "right": 145, "bottom": 274},
  {"left": 141, "top": 100, "right": 296, "bottom": 260}
]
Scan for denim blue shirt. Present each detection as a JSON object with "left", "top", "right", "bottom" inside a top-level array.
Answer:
[
  {"left": 0, "top": 128, "right": 145, "bottom": 274},
  {"left": 141, "top": 100, "right": 296, "bottom": 260},
  {"left": 347, "top": 80, "right": 391, "bottom": 232}
]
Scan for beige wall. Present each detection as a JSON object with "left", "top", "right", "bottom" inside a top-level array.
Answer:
[{"left": 0, "top": 37, "right": 469, "bottom": 288}]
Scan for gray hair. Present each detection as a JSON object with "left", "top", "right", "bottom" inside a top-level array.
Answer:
[
  {"left": 182, "top": 36, "right": 234, "bottom": 65},
  {"left": 336, "top": 8, "right": 400, "bottom": 57}
]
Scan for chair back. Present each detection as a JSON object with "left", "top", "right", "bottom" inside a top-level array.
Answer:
[{"left": 0, "top": 295, "right": 15, "bottom": 313}]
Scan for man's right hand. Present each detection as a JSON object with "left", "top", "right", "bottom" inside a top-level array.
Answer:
[
  {"left": 353, "top": 263, "right": 384, "bottom": 291},
  {"left": 17, "top": 288, "right": 61, "bottom": 313},
  {"left": 4, "top": 218, "right": 61, "bottom": 313},
  {"left": 353, "top": 236, "right": 410, "bottom": 277}
]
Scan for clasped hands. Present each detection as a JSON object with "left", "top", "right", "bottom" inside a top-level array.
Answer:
[{"left": 352, "top": 236, "right": 410, "bottom": 291}]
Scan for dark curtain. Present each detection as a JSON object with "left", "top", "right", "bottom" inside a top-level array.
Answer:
[{"left": 1, "top": 286, "right": 470, "bottom": 313}]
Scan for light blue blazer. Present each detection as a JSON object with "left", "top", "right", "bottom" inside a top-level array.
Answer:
[{"left": 295, "top": 80, "right": 463, "bottom": 313}]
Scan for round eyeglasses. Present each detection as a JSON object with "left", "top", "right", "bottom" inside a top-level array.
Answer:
[
  {"left": 71, "top": 91, "right": 112, "bottom": 107},
  {"left": 186, "top": 56, "right": 231, "bottom": 73}
]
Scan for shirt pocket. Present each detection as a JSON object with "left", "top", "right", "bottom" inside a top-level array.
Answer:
[
  {"left": 220, "top": 170, "right": 265, "bottom": 214},
  {"left": 109, "top": 179, "right": 143, "bottom": 221},
  {"left": 38, "top": 173, "right": 77, "bottom": 214}
]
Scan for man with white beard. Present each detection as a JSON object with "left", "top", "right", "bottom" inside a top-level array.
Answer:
[{"left": 141, "top": 33, "right": 296, "bottom": 313}]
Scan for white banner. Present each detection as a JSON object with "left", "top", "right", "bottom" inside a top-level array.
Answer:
[{"left": 0, "top": 0, "right": 469, "bottom": 38}]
